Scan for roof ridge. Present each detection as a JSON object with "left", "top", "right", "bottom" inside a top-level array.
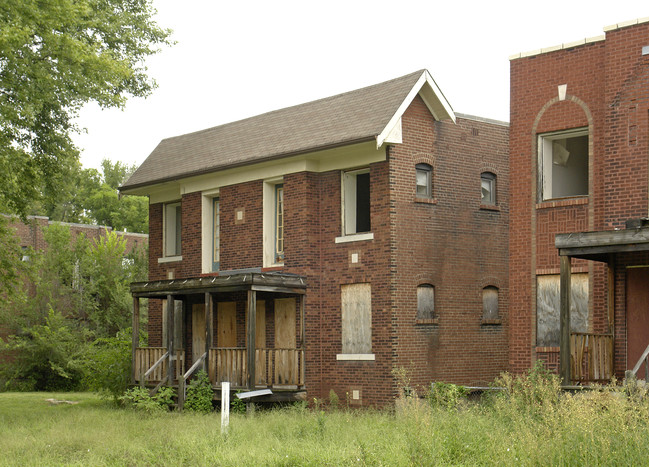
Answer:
[{"left": 160, "top": 70, "right": 427, "bottom": 142}]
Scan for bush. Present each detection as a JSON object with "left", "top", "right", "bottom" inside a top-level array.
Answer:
[
  {"left": 184, "top": 370, "right": 213, "bottom": 413},
  {"left": 81, "top": 332, "right": 131, "bottom": 403},
  {"left": 427, "top": 382, "right": 468, "bottom": 409},
  {"left": 120, "top": 386, "right": 175, "bottom": 413}
]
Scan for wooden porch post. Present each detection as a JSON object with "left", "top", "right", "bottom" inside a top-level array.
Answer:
[
  {"left": 131, "top": 296, "right": 140, "bottom": 384},
  {"left": 205, "top": 292, "right": 213, "bottom": 372},
  {"left": 559, "top": 255, "right": 572, "bottom": 385},
  {"left": 246, "top": 290, "right": 257, "bottom": 390},
  {"left": 166, "top": 295, "right": 175, "bottom": 384},
  {"left": 300, "top": 294, "right": 305, "bottom": 348}
]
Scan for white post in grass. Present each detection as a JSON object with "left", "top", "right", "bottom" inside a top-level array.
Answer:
[{"left": 221, "top": 382, "right": 230, "bottom": 433}]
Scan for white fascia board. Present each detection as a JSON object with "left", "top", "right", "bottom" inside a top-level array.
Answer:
[{"left": 376, "top": 70, "right": 455, "bottom": 149}]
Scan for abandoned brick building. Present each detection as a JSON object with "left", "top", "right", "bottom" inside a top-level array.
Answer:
[
  {"left": 508, "top": 18, "right": 649, "bottom": 384},
  {"left": 121, "top": 70, "right": 509, "bottom": 406}
]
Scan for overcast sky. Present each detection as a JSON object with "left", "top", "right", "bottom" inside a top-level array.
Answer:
[{"left": 73, "top": 1, "right": 648, "bottom": 171}]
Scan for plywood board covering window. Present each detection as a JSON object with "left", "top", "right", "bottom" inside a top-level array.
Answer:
[
  {"left": 536, "top": 273, "right": 588, "bottom": 346},
  {"left": 217, "top": 302, "right": 237, "bottom": 347},
  {"left": 274, "top": 298, "right": 296, "bottom": 348},
  {"left": 341, "top": 283, "right": 372, "bottom": 354}
]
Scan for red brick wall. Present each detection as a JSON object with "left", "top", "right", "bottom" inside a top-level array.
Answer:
[
  {"left": 143, "top": 97, "right": 509, "bottom": 406},
  {"left": 390, "top": 102, "right": 510, "bottom": 391},
  {"left": 509, "top": 20, "right": 649, "bottom": 374}
]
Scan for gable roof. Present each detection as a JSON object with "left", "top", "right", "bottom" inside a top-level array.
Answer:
[{"left": 121, "top": 69, "right": 454, "bottom": 192}]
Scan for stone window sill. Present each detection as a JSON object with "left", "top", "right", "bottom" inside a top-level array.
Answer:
[
  {"left": 481, "top": 318, "right": 502, "bottom": 325},
  {"left": 335, "top": 232, "right": 374, "bottom": 244},
  {"left": 479, "top": 204, "right": 500, "bottom": 212},
  {"left": 336, "top": 354, "right": 375, "bottom": 361},
  {"left": 158, "top": 255, "right": 182, "bottom": 264},
  {"left": 414, "top": 197, "right": 437, "bottom": 205},
  {"left": 416, "top": 318, "right": 439, "bottom": 325}
]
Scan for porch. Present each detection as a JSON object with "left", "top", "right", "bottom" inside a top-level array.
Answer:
[
  {"left": 555, "top": 221, "right": 649, "bottom": 385},
  {"left": 130, "top": 271, "right": 307, "bottom": 405}
]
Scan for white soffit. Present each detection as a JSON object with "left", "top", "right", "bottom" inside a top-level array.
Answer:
[{"left": 376, "top": 70, "right": 455, "bottom": 149}]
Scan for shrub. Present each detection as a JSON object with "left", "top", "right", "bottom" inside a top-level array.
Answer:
[
  {"left": 120, "top": 386, "right": 175, "bottom": 413},
  {"left": 81, "top": 332, "right": 131, "bottom": 403},
  {"left": 427, "top": 382, "right": 468, "bottom": 409},
  {"left": 231, "top": 391, "right": 246, "bottom": 414},
  {"left": 184, "top": 370, "right": 213, "bottom": 414}
]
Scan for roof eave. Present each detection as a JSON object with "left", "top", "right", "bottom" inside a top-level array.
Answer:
[
  {"left": 376, "top": 70, "right": 455, "bottom": 149},
  {"left": 119, "top": 135, "right": 377, "bottom": 195}
]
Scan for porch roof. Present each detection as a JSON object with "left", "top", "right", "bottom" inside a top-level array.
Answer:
[
  {"left": 555, "top": 225, "right": 649, "bottom": 262},
  {"left": 130, "top": 272, "right": 307, "bottom": 298}
]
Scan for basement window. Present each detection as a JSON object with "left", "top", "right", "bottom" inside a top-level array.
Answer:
[{"left": 538, "top": 128, "right": 588, "bottom": 201}]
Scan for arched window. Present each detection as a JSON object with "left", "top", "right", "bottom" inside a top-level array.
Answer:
[
  {"left": 481, "top": 172, "right": 496, "bottom": 205},
  {"left": 416, "top": 164, "right": 432, "bottom": 198},
  {"left": 482, "top": 286, "right": 499, "bottom": 321},
  {"left": 417, "top": 284, "right": 435, "bottom": 319}
]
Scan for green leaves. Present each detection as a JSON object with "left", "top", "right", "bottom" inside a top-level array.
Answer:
[{"left": 0, "top": 0, "right": 171, "bottom": 217}]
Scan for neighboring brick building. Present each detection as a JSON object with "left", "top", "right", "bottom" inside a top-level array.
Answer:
[
  {"left": 122, "top": 70, "right": 509, "bottom": 406},
  {"left": 509, "top": 18, "right": 649, "bottom": 383},
  {"left": 7, "top": 215, "right": 148, "bottom": 255}
]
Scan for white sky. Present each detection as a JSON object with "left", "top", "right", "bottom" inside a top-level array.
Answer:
[{"left": 73, "top": 0, "right": 648, "bottom": 170}]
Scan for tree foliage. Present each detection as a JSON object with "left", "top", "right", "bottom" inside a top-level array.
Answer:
[
  {"left": 0, "top": 223, "right": 147, "bottom": 391},
  {"left": 0, "top": 0, "right": 171, "bottom": 216}
]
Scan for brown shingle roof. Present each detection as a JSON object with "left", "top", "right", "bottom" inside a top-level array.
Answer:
[{"left": 121, "top": 70, "right": 439, "bottom": 191}]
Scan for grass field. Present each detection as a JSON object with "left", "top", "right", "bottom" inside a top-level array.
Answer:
[{"left": 1, "top": 379, "right": 649, "bottom": 466}]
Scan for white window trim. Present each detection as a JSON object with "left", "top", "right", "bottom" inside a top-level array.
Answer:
[
  {"left": 341, "top": 167, "right": 371, "bottom": 236},
  {"left": 163, "top": 201, "right": 181, "bottom": 258},
  {"left": 538, "top": 127, "right": 589, "bottom": 201},
  {"left": 201, "top": 190, "right": 220, "bottom": 273},
  {"left": 336, "top": 354, "right": 375, "bottom": 361},
  {"left": 263, "top": 177, "right": 284, "bottom": 267}
]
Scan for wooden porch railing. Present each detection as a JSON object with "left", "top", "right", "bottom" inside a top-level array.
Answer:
[
  {"left": 570, "top": 333, "right": 613, "bottom": 383},
  {"left": 134, "top": 347, "right": 185, "bottom": 383},
  {"left": 207, "top": 347, "right": 305, "bottom": 389}
]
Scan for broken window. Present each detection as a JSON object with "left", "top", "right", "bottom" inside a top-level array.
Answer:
[
  {"left": 416, "top": 284, "right": 436, "bottom": 319},
  {"left": 539, "top": 128, "right": 588, "bottom": 201},
  {"left": 340, "top": 283, "right": 372, "bottom": 354},
  {"left": 164, "top": 201, "right": 181, "bottom": 257},
  {"left": 342, "top": 168, "right": 371, "bottom": 235},
  {"left": 481, "top": 172, "right": 496, "bottom": 205},
  {"left": 416, "top": 163, "right": 432, "bottom": 198},
  {"left": 536, "top": 273, "right": 588, "bottom": 347}
]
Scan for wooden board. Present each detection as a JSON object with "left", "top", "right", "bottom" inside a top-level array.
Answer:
[
  {"left": 626, "top": 267, "right": 649, "bottom": 378},
  {"left": 274, "top": 298, "right": 296, "bottom": 348},
  {"left": 217, "top": 302, "right": 237, "bottom": 347},
  {"left": 341, "top": 283, "right": 372, "bottom": 354},
  {"left": 192, "top": 304, "right": 206, "bottom": 364}
]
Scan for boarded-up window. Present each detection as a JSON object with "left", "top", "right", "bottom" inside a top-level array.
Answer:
[
  {"left": 482, "top": 286, "right": 499, "bottom": 320},
  {"left": 537, "top": 274, "right": 588, "bottom": 346},
  {"left": 341, "top": 283, "right": 372, "bottom": 354},
  {"left": 417, "top": 284, "right": 435, "bottom": 319}
]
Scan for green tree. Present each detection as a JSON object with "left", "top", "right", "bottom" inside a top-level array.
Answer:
[{"left": 0, "top": 0, "right": 171, "bottom": 217}]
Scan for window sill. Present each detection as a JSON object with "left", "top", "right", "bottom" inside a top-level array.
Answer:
[
  {"left": 414, "top": 197, "right": 437, "bottom": 205},
  {"left": 262, "top": 265, "right": 284, "bottom": 271},
  {"left": 336, "top": 354, "right": 375, "bottom": 361},
  {"left": 536, "top": 197, "right": 588, "bottom": 210},
  {"left": 481, "top": 318, "right": 502, "bottom": 325},
  {"left": 335, "top": 232, "right": 374, "bottom": 243},
  {"left": 158, "top": 255, "right": 183, "bottom": 264},
  {"left": 479, "top": 204, "right": 500, "bottom": 211},
  {"left": 416, "top": 318, "right": 439, "bottom": 325}
]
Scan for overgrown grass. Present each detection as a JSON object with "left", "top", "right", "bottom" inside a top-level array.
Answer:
[{"left": 2, "top": 376, "right": 649, "bottom": 466}]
